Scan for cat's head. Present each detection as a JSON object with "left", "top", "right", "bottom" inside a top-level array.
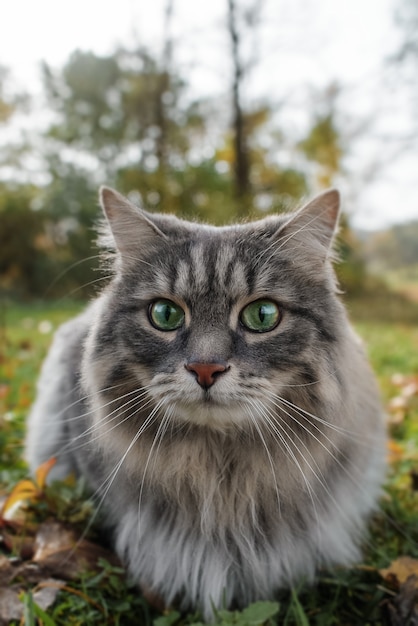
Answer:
[{"left": 89, "top": 187, "right": 343, "bottom": 431}]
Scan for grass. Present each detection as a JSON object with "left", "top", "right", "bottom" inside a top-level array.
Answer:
[{"left": 0, "top": 297, "right": 417, "bottom": 625}]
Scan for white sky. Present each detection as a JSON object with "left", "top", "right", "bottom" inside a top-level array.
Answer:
[{"left": 1, "top": 0, "right": 417, "bottom": 230}]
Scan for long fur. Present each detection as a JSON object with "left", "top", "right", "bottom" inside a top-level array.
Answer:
[{"left": 26, "top": 187, "right": 386, "bottom": 620}]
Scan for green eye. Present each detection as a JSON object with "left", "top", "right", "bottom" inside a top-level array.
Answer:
[
  {"left": 149, "top": 299, "right": 185, "bottom": 331},
  {"left": 240, "top": 300, "right": 281, "bottom": 332}
]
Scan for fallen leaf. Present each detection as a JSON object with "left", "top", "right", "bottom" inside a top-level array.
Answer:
[
  {"left": 32, "top": 579, "right": 64, "bottom": 610},
  {"left": 387, "top": 439, "right": 405, "bottom": 464},
  {"left": 32, "top": 521, "right": 76, "bottom": 562},
  {"left": 32, "top": 520, "right": 120, "bottom": 580},
  {"left": 0, "top": 458, "right": 56, "bottom": 520},
  {"left": 34, "top": 580, "right": 106, "bottom": 615},
  {"left": 1, "top": 480, "right": 39, "bottom": 519},
  {"left": 380, "top": 556, "right": 418, "bottom": 589},
  {"left": 0, "top": 530, "right": 35, "bottom": 559},
  {"left": 35, "top": 457, "right": 57, "bottom": 490},
  {"left": 0, "top": 579, "right": 64, "bottom": 626},
  {"left": 382, "top": 575, "right": 418, "bottom": 626},
  {"left": 389, "top": 396, "right": 408, "bottom": 412},
  {"left": 0, "top": 557, "right": 64, "bottom": 623},
  {"left": 402, "top": 382, "right": 418, "bottom": 399},
  {"left": 0, "top": 588, "right": 23, "bottom": 624}
]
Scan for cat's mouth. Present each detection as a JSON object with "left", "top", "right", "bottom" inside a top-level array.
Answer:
[
  {"left": 162, "top": 391, "right": 250, "bottom": 430},
  {"left": 201, "top": 390, "right": 219, "bottom": 404},
  {"left": 150, "top": 369, "right": 252, "bottom": 428}
]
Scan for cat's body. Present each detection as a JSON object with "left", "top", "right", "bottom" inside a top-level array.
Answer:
[{"left": 26, "top": 187, "right": 386, "bottom": 620}]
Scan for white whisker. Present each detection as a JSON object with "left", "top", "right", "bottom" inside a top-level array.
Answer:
[
  {"left": 265, "top": 390, "right": 376, "bottom": 446},
  {"left": 137, "top": 405, "right": 174, "bottom": 533},
  {"left": 250, "top": 399, "right": 320, "bottom": 524},
  {"left": 244, "top": 399, "right": 282, "bottom": 515},
  {"left": 74, "top": 400, "right": 164, "bottom": 546},
  {"left": 53, "top": 387, "right": 153, "bottom": 455}
]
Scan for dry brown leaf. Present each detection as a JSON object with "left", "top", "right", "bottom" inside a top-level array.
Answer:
[
  {"left": 0, "top": 588, "right": 23, "bottom": 625},
  {"left": 382, "top": 576, "right": 418, "bottom": 626},
  {"left": 0, "top": 579, "right": 63, "bottom": 626},
  {"left": 380, "top": 556, "right": 418, "bottom": 589},
  {"left": 32, "top": 520, "right": 120, "bottom": 580},
  {"left": 0, "top": 530, "right": 34, "bottom": 559},
  {"left": 33, "top": 579, "right": 64, "bottom": 610},
  {"left": 33, "top": 521, "right": 77, "bottom": 562}
]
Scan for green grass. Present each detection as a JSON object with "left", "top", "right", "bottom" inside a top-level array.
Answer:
[
  {"left": 1, "top": 298, "right": 417, "bottom": 625},
  {"left": 0, "top": 300, "right": 84, "bottom": 483}
]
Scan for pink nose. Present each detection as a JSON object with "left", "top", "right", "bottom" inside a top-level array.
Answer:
[{"left": 185, "top": 362, "right": 229, "bottom": 389}]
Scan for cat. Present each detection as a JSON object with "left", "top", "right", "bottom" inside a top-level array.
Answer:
[{"left": 26, "top": 186, "right": 387, "bottom": 620}]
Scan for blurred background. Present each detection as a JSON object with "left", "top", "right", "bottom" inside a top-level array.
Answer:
[
  {"left": 0, "top": 7, "right": 417, "bottom": 620},
  {"left": 0, "top": 0, "right": 417, "bottom": 309}
]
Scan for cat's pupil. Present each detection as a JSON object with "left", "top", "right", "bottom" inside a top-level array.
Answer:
[
  {"left": 240, "top": 299, "right": 281, "bottom": 332},
  {"left": 149, "top": 299, "right": 185, "bottom": 331}
]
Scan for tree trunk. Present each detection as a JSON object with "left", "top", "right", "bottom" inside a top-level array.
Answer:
[{"left": 227, "top": 0, "right": 251, "bottom": 211}]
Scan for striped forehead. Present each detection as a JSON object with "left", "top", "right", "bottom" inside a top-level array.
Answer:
[
  {"left": 169, "top": 239, "right": 251, "bottom": 300},
  {"left": 141, "top": 226, "right": 289, "bottom": 302}
]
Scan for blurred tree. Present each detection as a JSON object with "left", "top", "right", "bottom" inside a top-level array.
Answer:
[
  {"left": 298, "top": 113, "right": 342, "bottom": 188},
  {"left": 0, "top": 177, "right": 103, "bottom": 300},
  {"left": 0, "top": 66, "right": 27, "bottom": 124},
  {"left": 36, "top": 161, "right": 101, "bottom": 296},
  {"left": 216, "top": 105, "right": 308, "bottom": 215},
  {"left": 298, "top": 84, "right": 343, "bottom": 188},
  {"left": 40, "top": 44, "right": 308, "bottom": 226},
  {"left": 335, "top": 213, "right": 369, "bottom": 296},
  {"left": 363, "top": 221, "right": 418, "bottom": 271},
  {"left": 41, "top": 47, "right": 206, "bottom": 189},
  {"left": 1, "top": 29, "right": 363, "bottom": 299},
  {"left": 0, "top": 185, "right": 52, "bottom": 298},
  {"left": 227, "top": 0, "right": 251, "bottom": 210},
  {"left": 0, "top": 67, "right": 30, "bottom": 176}
]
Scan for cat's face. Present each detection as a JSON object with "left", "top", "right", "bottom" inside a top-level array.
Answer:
[{"left": 92, "top": 187, "right": 342, "bottom": 431}]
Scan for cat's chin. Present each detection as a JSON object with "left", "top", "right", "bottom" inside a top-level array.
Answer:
[{"left": 171, "top": 400, "right": 251, "bottom": 430}]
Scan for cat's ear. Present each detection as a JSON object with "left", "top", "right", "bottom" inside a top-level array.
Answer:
[
  {"left": 99, "top": 186, "right": 168, "bottom": 265},
  {"left": 275, "top": 189, "right": 340, "bottom": 261}
]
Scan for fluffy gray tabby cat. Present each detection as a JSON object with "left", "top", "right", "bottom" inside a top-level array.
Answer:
[{"left": 26, "top": 186, "right": 386, "bottom": 619}]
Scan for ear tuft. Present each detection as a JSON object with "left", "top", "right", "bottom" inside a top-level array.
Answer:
[
  {"left": 277, "top": 188, "right": 341, "bottom": 259},
  {"left": 98, "top": 186, "right": 167, "bottom": 268},
  {"left": 99, "top": 186, "right": 139, "bottom": 221}
]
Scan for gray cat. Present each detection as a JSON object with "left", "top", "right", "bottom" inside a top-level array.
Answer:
[{"left": 26, "top": 186, "right": 386, "bottom": 620}]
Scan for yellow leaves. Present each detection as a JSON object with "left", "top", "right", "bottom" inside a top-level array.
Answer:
[
  {"left": 387, "top": 439, "right": 405, "bottom": 464},
  {"left": 0, "top": 457, "right": 56, "bottom": 519},
  {"left": 1, "top": 480, "right": 39, "bottom": 518},
  {"left": 34, "top": 457, "right": 57, "bottom": 490}
]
